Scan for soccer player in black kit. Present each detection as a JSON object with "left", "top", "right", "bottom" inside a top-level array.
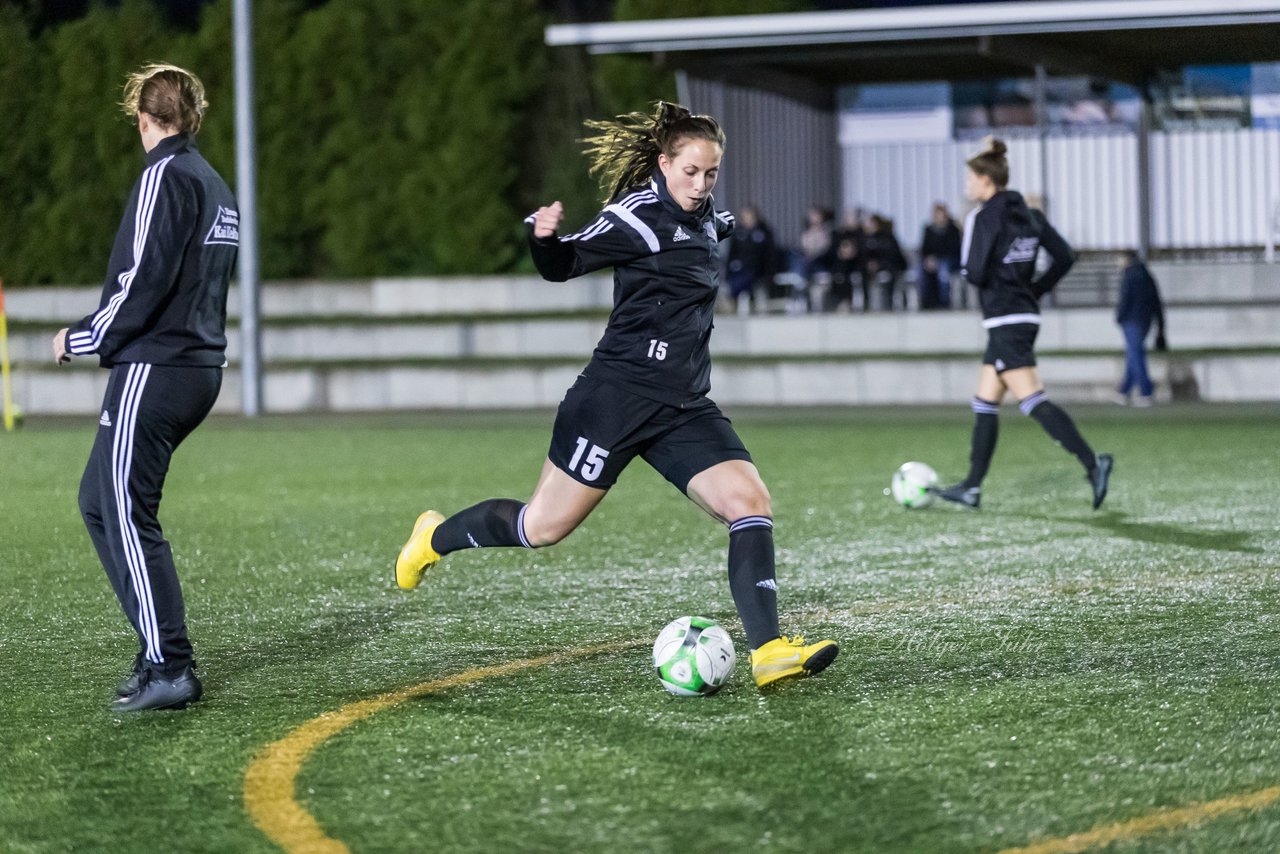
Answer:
[
  {"left": 53, "top": 64, "right": 237, "bottom": 711},
  {"left": 935, "top": 138, "right": 1113, "bottom": 510},
  {"left": 396, "top": 102, "right": 837, "bottom": 688}
]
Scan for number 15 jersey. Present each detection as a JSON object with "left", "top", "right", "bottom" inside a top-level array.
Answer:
[{"left": 526, "top": 170, "right": 735, "bottom": 408}]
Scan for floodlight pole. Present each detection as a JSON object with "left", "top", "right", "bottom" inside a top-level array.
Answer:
[
  {"left": 233, "top": 0, "right": 263, "bottom": 416},
  {"left": 1034, "top": 63, "right": 1049, "bottom": 217},
  {"left": 1136, "top": 86, "right": 1153, "bottom": 261}
]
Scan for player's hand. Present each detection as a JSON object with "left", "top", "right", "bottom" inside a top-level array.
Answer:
[
  {"left": 533, "top": 201, "right": 564, "bottom": 239},
  {"left": 52, "top": 328, "right": 71, "bottom": 365},
  {"left": 1154, "top": 329, "right": 1168, "bottom": 352}
]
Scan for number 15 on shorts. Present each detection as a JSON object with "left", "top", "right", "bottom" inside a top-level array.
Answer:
[{"left": 569, "top": 437, "right": 610, "bottom": 482}]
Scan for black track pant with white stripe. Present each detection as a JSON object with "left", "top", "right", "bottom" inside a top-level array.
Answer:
[{"left": 78, "top": 363, "right": 221, "bottom": 677}]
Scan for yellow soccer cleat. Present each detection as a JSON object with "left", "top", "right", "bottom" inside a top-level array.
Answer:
[
  {"left": 750, "top": 635, "right": 839, "bottom": 687},
  {"left": 395, "top": 510, "right": 446, "bottom": 590}
]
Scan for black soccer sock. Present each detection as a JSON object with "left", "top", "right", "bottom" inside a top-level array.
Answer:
[
  {"left": 727, "top": 516, "right": 781, "bottom": 650},
  {"left": 962, "top": 397, "right": 1000, "bottom": 488},
  {"left": 430, "top": 499, "right": 532, "bottom": 556},
  {"left": 1020, "top": 391, "right": 1097, "bottom": 472}
]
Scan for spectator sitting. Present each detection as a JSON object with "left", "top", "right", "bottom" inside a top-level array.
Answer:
[
  {"left": 725, "top": 205, "right": 775, "bottom": 315},
  {"left": 835, "top": 207, "right": 866, "bottom": 247},
  {"left": 825, "top": 236, "right": 862, "bottom": 313},
  {"left": 862, "top": 213, "right": 908, "bottom": 311},
  {"left": 919, "top": 202, "right": 962, "bottom": 309},
  {"left": 780, "top": 206, "right": 834, "bottom": 314}
]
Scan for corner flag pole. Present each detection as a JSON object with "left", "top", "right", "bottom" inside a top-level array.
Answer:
[{"left": 0, "top": 279, "right": 14, "bottom": 432}]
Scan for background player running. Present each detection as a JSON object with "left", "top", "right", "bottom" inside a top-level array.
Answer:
[
  {"left": 935, "top": 138, "right": 1113, "bottom": 510},
  {"left": 395, "top": 102, "right": 837, "bottom": 688}
]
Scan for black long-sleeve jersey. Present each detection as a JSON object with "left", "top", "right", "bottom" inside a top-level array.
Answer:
[
  {"left": 527, "top": 171, "right": 734, "bottom": 407},
  {"left": 67, "top": 133, "right": 238, "bottom": 367},
  {"left": 960, "top": 190, "right": 1075, "bottom": 329}
]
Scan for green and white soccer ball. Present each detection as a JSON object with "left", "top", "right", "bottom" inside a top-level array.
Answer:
[
  {"left": 652, "top": 616, "right": 736, "bottom": 696},
  {"left": 890, "top": 461, "right": 938, "bottom": 508}
]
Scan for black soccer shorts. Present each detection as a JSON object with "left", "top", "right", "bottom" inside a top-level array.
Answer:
[
  {"left": 547, "top": 375, "right": 752, "bottom": 493},
  {"left": 983, "top": 322, "right": 1039, "bottom": 373}
]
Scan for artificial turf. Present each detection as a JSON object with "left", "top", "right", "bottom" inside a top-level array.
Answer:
[{"left": 1, "top": 404, "right": 1277, "bottom": 852}]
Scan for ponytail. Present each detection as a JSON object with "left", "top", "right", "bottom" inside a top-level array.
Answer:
[
  {"left": 121, "top": 63, "right": 207, "bottom": 134},
  {"left": 581, "top": 101, "right": 726, "bottom": 203},
  {"left": 966, "top": 136, "right": 1009, "bottom": 188}
]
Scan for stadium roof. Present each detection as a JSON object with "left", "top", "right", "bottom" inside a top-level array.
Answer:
[{"left": 546, "top": 0, "right": 1280, "bottom": 104}]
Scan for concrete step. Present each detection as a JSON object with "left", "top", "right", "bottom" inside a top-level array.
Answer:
[
  {"left": 3, "top": 276, "right": 616, "bottom": 324},
  {"left": 12, "top": 350, "right": 1277, "bottom": 415},
  {"left": 9, "top": 306, "right": 1279, "bottom": 366},
  {"left": 7, "top": 262, "right": 1273, "bottom": 325}
]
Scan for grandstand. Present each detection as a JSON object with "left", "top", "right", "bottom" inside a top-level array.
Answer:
[{"left": 8, "top": 257, "right": 1276, "bottom": 412}]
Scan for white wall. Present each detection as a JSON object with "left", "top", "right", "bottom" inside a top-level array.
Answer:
[{"left": 842, "top": 128, "right": 1280, "bottom": 253}]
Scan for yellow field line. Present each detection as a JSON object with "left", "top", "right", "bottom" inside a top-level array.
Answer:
[
  {"left": 242, "top": 640, "right": 639, "bottom": 854},
  {"left": 1001, "top": 785, "right": 1280, "bottom": 853},
  {"left": 243, "top": 588, "right": 1280, "bottom": 854}
]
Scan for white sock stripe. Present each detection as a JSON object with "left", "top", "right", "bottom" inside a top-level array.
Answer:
[
  {"left": 113, "top": 364, "right": 162, "bottom": 663},
  {"left": 971, "top": 396, "right": 1000, "bottom": 414},
  {"left": 729, "top": 515, "right": 773, "bottom": 533},
  {"left": 516, "top": 504, "right": 532, "bottom": 549},
  {"left": 1019, "top": 391, "right": 1047, "bottom": 415}
]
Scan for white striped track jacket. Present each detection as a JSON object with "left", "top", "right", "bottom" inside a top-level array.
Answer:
[{"left": 67, "top": 133, "right": 238, "bottom": 367}]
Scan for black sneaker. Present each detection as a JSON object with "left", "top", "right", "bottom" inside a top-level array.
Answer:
[
  {"left": 111, "top": 666, "right": 203, "bottom": 712},
  {"left": 933, "top": 483, "right": 981, "bottom": 509},
  {"left": 1089, "top": 453, "right": 1114, "bottom": 510},
  {"left": 116, "top": 656, "right": 145, "bottom": 697}
]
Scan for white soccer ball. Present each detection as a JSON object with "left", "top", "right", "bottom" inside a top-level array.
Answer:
[
  {"left": 652, "top": 616, "right": 736, "bottom": 696},
  {"left": 890, "top": 461, "right": 938, "bottom": 508}
]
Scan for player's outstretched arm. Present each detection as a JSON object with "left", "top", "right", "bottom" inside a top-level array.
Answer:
[{"left": 526, "top": 199, "right": 651, "bottom": 282}]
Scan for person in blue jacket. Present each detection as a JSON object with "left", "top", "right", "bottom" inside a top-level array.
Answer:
[{"left": 1114, "top": 251, "right": 1166, "bottom": 407}]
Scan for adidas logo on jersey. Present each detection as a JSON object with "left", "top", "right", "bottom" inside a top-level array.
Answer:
[
  {"left": 672, "top": 225, "right": 691, "bottom": 242},
  {"left": 99, "top": 410, "right": 112, "bottom": 427}
]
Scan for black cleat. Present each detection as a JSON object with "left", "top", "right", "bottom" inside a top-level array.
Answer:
[
  {"left": 111, "top": 666, "right": 202, "bottom": 712},
  {"left": 116, "top": 657, "right": 145, "bottom": 698},
  {"left": 933, "top": 483, "right": 981, "bottom": 509},
  {"left": 1089, "top": 453, "right": 1114, "bottom": 510}
]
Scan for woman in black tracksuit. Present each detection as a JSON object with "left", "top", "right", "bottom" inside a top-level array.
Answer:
[
  {"left": 394, "top": 103, "right": 836, "bottom": 688},
  {"left": 53, "top": 64, "right": 238, "bottom": 711},
  {"left": 936, "top": 138, "right": 1113, "bottom": 510}
]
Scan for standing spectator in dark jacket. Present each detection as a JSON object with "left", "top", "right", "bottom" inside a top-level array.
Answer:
[
  {"left": 725, "top": 205, "right": 775, "bottom": 314},
  {"left": 1114, "top": 251, "right": 1166, "bottom": 407},
  {"left": 919, "top": 202, "right": 962, "bottom": 309},
  {"left": 52, "top": 64, "right": 237, "bottom": 712},
  {"left": 862, "top": 214, "right": 907, "bottom": 311}
]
